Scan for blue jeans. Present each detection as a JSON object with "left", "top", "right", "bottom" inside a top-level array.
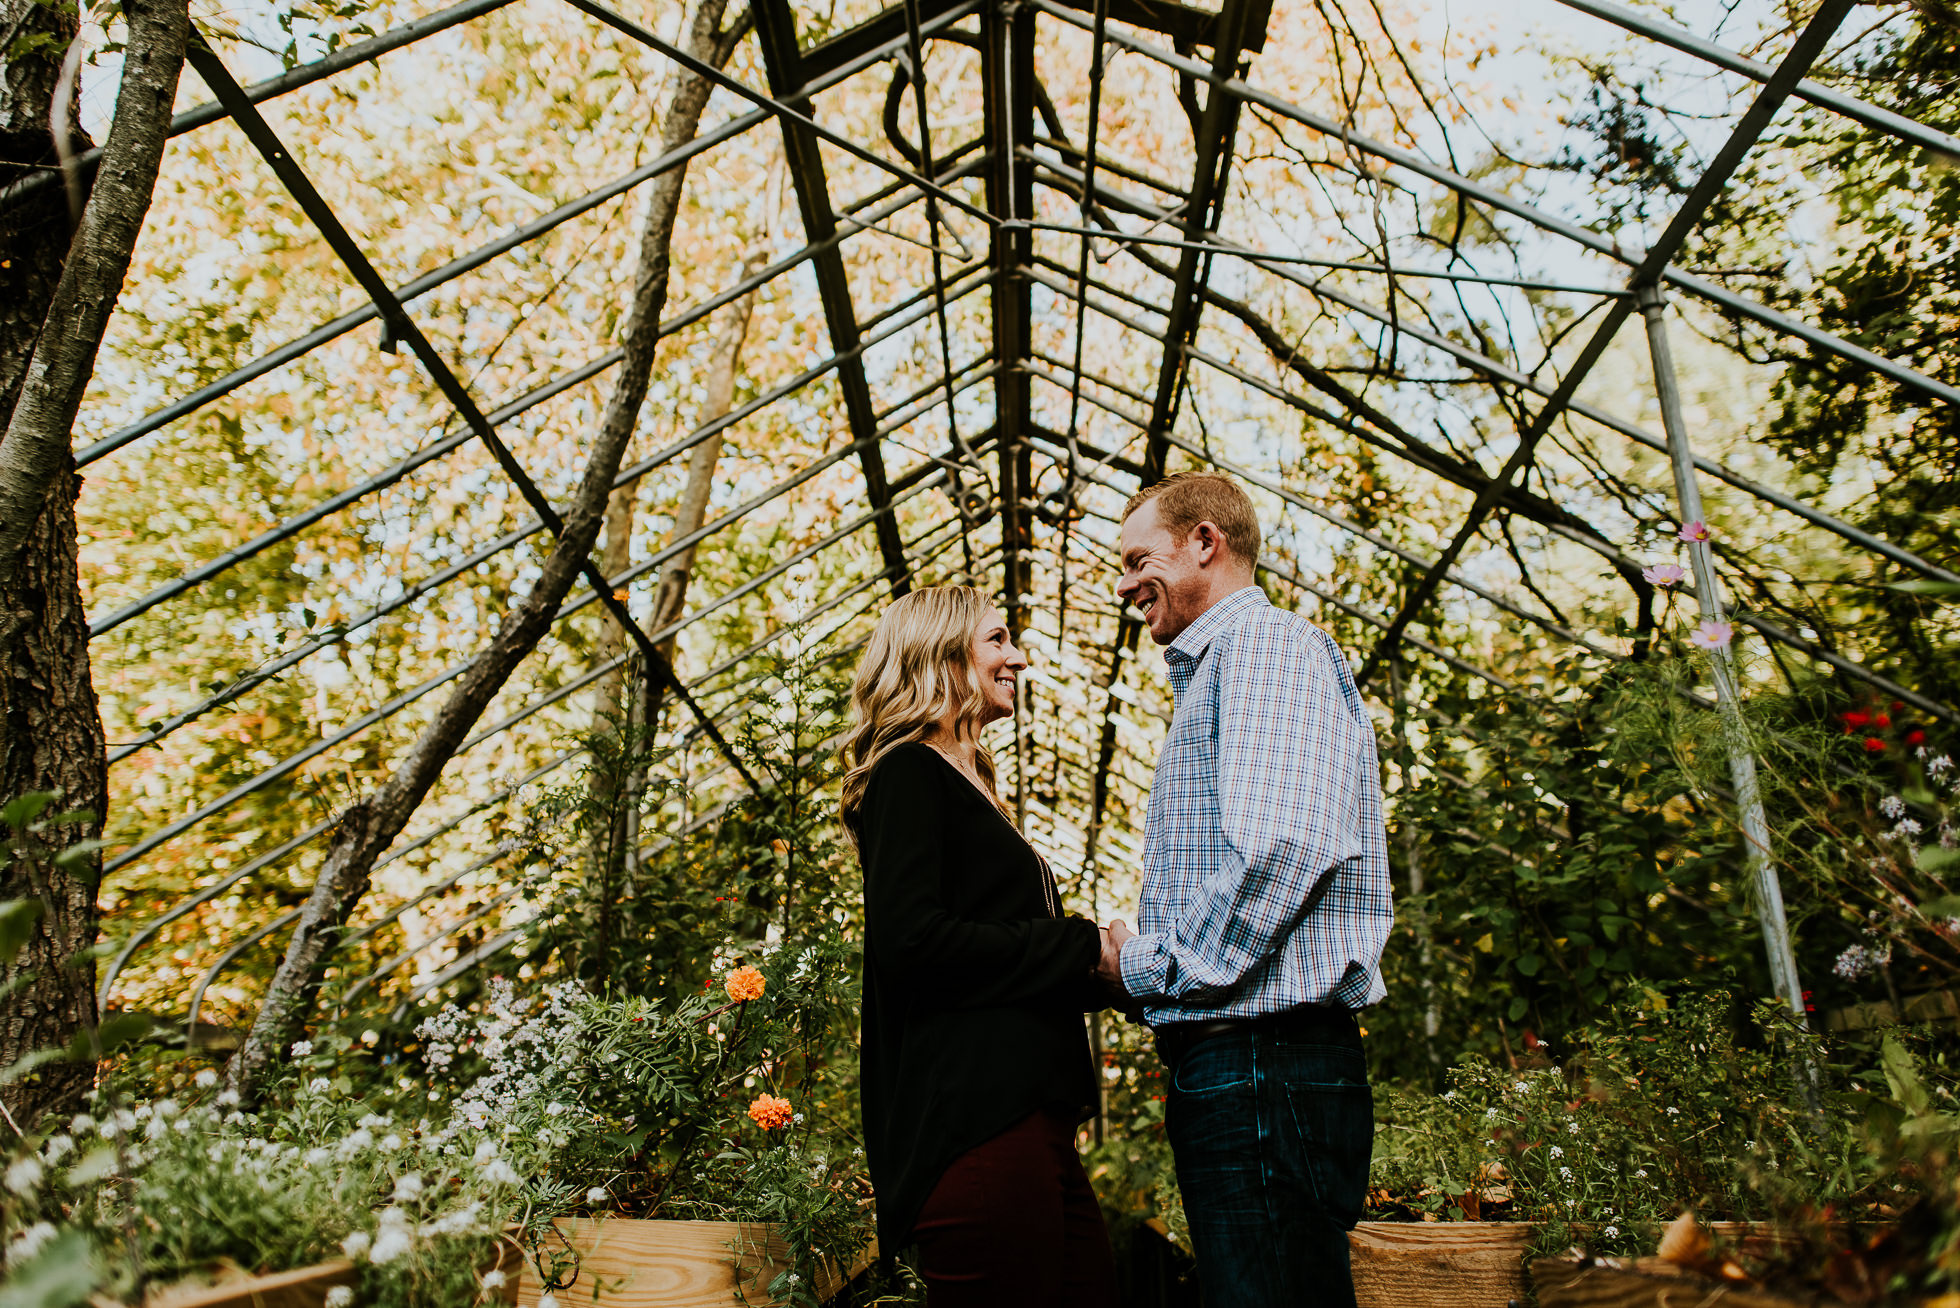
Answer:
[{"left": 1163, "top": 1020, "right": 1372, "bottom": 1308}]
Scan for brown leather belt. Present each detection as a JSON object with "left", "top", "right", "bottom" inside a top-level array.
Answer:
[{"left": 1153, "top": 1006, "right": 1356, "bottom": 1069}]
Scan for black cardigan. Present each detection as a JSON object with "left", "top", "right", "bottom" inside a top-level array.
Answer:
[{"left": 855, "top": 742, "right": 1102, "bottom": 1251}]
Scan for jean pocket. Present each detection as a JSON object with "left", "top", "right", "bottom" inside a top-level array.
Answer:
[
  {"left": 1171, "top": 1041, "right": 1254, "bottom": 1096},
  {"left": 1284, "top": 1079, "right": 1373, "bottom": 1228}
]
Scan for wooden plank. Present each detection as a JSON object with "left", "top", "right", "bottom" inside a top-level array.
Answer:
[
  {"left": 1532, "top": 1259, "right": 1825, "bottom": 1308},
  {"left": 515, "top": 1219, "right": 873, "bottom": 1308},
  {"left": 137, "top": 1241, "right": 521, "bottom": 1308},
  {"left": 143, "top": 1261, "right": 356, "bottom": 1308},
  {"left": 1350, "top": 1222, "right": 1533, "bottom": 1308}
]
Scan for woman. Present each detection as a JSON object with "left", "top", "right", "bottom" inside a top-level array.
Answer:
[{"left": 839, "top": 586, "right": 1118, "bottom": 1308}]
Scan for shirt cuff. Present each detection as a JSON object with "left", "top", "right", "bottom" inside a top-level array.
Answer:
[{"left": 1119, "top": 932, "right": 1169, "bottom": 1002}]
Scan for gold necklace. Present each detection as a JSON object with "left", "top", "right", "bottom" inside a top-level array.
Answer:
[
  {"left": 926, "top": 740, "right": 988, "bottom": 791},
  {"left": 926, "top": 741, "right": 1058, "bottom": 918}
]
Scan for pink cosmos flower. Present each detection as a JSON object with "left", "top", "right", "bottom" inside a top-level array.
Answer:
[
  {"left": 1689, "top": 620, "right": 1733, "bottom": 651},
  {"left": 1677, "top": 521, "right": 1710, "bottom": 543},
  {"left": 1642, "top": 564, "right": 1686, "bottom": 586}
]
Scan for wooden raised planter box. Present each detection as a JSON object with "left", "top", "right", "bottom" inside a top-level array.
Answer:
[
  {"left": 138, "top": 1240, "right": 522, "bottom": 1308},
  {"left": 513, "top": 1218, "right": 876, "bottom": 1308},
  {"left": 1350, "top": 1222, "right": 1534, "bottom": 1308}
]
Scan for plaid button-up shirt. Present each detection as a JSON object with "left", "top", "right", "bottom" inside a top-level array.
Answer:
[{"left": 1118, "top": 586, "right": 1393, "bottom": 1022}]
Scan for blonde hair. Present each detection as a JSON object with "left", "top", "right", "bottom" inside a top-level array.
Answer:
[
  {"left": 839, "top": 585, "right": 1006, "bottom": 840},
  {"left": 1122, "top": 471, "right": 1262, "bottom": 565}
]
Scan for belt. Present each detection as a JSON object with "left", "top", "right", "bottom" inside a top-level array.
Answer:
[{"left": 1152, "top": 1005, "right": 1356, "bottom": 1068}]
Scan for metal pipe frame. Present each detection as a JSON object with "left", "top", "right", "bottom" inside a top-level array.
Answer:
[
  {"left": 82, "top": 0, "right": 1960, "bottom": 1028},
  {"left": 1, "top": 0, "right": 526, "bottom": 211},
  {"left": 1027, "top": 0, "right": 1960, "bottom": 411},
  {"left": 99, "top": 330, "right": 991, "bottom": 883},
  {"left": 1639, "top": 283, "right": 1807, "bottom": 1033},
  {"left": 559, "top": 0, "right": 1000, "bottom": 230},
  {"left": 1133, "top": 0, "right": 1268, "bottom": 484},
  {"left": 77, "top": 38, "right": 994, "bottom": 469},
  {"left": 123, "top": 509, "right": 988, "bottom": 1014},
  {"left": 1016, "top": 261, "right": 1960, "bottom": 723},
  {"left": 1547, "top": 0, "right": 1960, "bottom": 163},
  {"left": 104, "top": 262, "right": 995, "bottom": 765},
  {"left": 754, "top": 0, "right": 913, "bottom": 593},
  {"left": 1354, "top": 0, "right": 1854, "bottom": 689},
  {"left": 1021, "top": 153, "right": 1960, "bottom": 586},
  {"left": 86, "top": 162, "right": 991, "bottom": 637}
]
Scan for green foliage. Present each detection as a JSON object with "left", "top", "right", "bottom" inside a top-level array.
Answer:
[
  {"left": 508, "top": 626, "right": 856, "bottom": 1007},
  {"left": 407, "top": 942, "right": 870, "bottom": 1305},
  {"left": 1380, "top": 994, "right": 1865, "bottom": 1252},
  {"left": 0, "top": 1075, "right": 517, "bottom": 1308},
  {"left": 1375, "top": 654, "right": 1759, "bottom": 1078}
]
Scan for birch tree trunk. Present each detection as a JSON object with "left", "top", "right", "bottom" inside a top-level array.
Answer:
[
  {"left": 224, "top": 0, "right": 740, "bottom": 1101},
  {"left": 0, "top": 0, "right": 183, "bottom": 1124},
  {"left": 583, "top": 262, "right": 762, "bottom": 968},
  {"left": 646, "top": 263, "right": 763, "bottom": 662}
]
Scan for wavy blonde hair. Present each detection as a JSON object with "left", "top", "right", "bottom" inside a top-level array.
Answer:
[{"left": 839, "top": 585, "right": 1006, "bottom": 841}]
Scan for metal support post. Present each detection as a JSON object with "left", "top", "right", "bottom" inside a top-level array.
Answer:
[{"left": 1637, "top": 284, "right": 1810, "bottom": 1035}]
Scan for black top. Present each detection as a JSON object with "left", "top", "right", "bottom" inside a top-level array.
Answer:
[{"left": 855, "top": 742, "right": 1102, "bottom": 1251}]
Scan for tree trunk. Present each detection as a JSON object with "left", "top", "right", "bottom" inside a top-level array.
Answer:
[
  {"left": 0, "top": 0, "right": 190, "bottom": 590},
  {"left": 583, "top": 261, "right": 762, "bottom": 964},
  {"left": 224, "top": 0, "right": 738, "bottom": 1102},
  {"left": 0, "top": 462, "right": 105, "bottom": 1124},
  {"left": 0, "top": 0, "right": 116, "bottom": 1126}
]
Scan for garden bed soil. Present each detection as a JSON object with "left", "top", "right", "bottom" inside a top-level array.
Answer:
[
  {"left": 1350, "top": 1221, "right": 1534, "bottom": 1307},
  {"left": 135, "top": 1239, "right": 522, "bottom": 1308},
  {"left": 513, "top": 1218, "right": 876, "bottom": 1308}
]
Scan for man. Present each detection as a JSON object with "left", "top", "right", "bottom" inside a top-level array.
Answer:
[{"left": 1095, "top": 471, "right": 1393, "bottom": 1308}]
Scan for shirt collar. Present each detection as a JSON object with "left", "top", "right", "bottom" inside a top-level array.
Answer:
[{"left": 1165, "top": 585, "right": 1269, "bottom": 665}]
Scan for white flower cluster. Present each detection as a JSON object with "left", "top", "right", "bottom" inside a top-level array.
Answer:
[
  {"left": 342, "top": 1198, "right": 487, "bottom": 1269},
  {"left": 6, "top": 1221, "right": 57, "bottom": 1264},
  {"left": 1881, "top": 795, "right": 1906, "bottom": 819},
  {"left": 1834, "top": 942, "right": 1892, "bottom": 979},
  {"left": 418, "top": 980, "right": 590, "bottom": 1158}
]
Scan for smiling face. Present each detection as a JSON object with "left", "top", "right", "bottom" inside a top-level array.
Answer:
[
  {"left": 1116, "top": 498, "right": 1221, "bottom": 645},
  {"left": 968, "top": 605, "right": 1027, "bottom": 724}
]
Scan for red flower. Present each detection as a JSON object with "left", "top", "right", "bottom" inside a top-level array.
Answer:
[
  {"left": 1874, "top": 713, "right": 1892, "bottom": 729},
  {"left": 1892, "top": 701, "right": 1905, "bottom": 713},
  {"left": 1864, "top": 737, "right": 1887, "bottom": 753},
  {"left": 1843, "top": 710, "right": 1870, "bottom": 728},
  {"left": 1908, "top": 730, "right": 1927, "bottom": 746}
]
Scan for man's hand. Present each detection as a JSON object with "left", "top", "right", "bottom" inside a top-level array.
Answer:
[{"left": 1096, "top": 918, "right": 1136, "bottom": 989}]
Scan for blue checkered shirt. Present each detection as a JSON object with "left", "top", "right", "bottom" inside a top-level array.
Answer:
[{"left": 1118, "top": 586, "right": 1393, "bottom": 1022}]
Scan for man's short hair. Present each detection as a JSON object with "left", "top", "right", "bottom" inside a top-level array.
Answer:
[{"left": 1122, "top": 472, "right": 1261, "bottom": 566}]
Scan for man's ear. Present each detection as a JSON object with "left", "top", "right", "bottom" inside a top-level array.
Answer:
[{"left": 1190, "top": 520, "right": 1225, "bottom": 567}]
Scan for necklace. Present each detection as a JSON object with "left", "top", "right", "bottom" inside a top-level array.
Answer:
[{"left": 926, "top": 741, "right": 1059, "bottom": 918}]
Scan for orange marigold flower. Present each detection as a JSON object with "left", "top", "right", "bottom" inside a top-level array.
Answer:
[
  {"left": 725, "top": 965, "right": 766, "bottom": 1003},
  {"left": 748, "top": 1093, "right": 793, "bottom": 1130}
]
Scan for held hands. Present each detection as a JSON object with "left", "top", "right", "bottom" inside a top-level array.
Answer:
[{"left": 1094, "top": 919, "right": 1140, "bottom": 1020}]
